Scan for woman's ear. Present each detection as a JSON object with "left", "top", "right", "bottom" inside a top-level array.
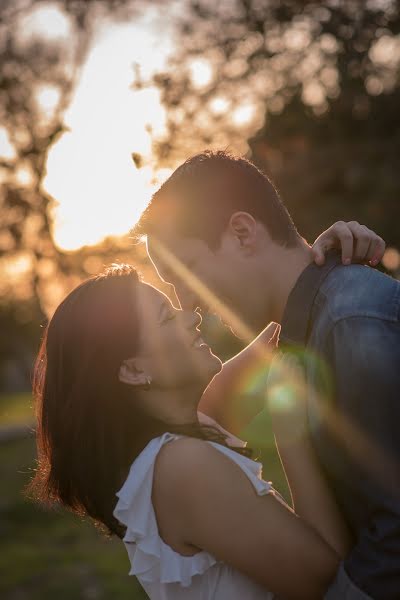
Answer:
[
  {"left": 119, "top": 357, "right": 152, "bottom": 388},
  {"left": 228, "top": 212, "right": 258, "bottom": 251}
]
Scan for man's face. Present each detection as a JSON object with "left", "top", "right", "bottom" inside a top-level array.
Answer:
[{"left": 146, "top": 231, "right": 265, "bottom": 338}]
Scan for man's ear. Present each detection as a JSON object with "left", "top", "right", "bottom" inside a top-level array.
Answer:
[
  {"left": 228, "top": 212, "right": 258, "bottom": 251},
  {"left": 118, "top": 357, "right": 151, "bottom": 387}
]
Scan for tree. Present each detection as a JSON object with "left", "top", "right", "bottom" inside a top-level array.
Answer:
[
  {"left": 144, "top": 0, "right": 400, "bottom": 247},
  {"left": 0, "top": 0, "right": 152, "bottom": 386}
]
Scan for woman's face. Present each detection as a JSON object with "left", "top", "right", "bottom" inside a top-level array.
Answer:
[{"left": 133, "top": 282, "right": 222, "bottom": 389}]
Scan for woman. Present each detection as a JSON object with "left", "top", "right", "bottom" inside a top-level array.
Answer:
[{"left": 30, "top": 228, "right": 381, "bottom": 600}]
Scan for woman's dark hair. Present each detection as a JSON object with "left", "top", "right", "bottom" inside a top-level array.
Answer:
[
  {"left": 28, "top": 264, "right": 251, "bottom": 538},
  {"left": 134, "top": 150, "right": 299, "bottom": 249}
]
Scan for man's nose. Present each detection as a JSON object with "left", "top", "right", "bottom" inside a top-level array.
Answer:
[{"left": 180, "top": 296, "right": 198, "bottom": 311}]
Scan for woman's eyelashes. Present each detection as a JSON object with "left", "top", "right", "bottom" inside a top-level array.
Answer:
[{"left": 161, "top": 308, "right": 176, "bottom": 324}]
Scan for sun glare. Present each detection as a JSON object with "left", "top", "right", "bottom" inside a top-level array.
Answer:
[{"left": 43, "top": 12, "right": 174, "bottom": 251}]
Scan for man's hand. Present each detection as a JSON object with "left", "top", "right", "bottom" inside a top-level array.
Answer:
[{"left": 312, "top": 221, "right": 386, "bottom": 266}]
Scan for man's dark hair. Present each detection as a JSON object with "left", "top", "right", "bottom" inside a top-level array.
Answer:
[{"left": 134, "top": 150, "right": 299, "bottom": 249}]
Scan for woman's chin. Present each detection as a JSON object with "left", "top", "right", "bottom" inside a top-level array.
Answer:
[
  {"left": 205, "top": 351, "right": 223, "bottom": 379},
  {"left": 213, "top": 353, "right": 223, "bottom": 374}
]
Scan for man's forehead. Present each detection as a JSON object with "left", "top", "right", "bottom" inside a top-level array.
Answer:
[
  {"left": 146, "top": 234, "right": 186, "bottom": 283},
  {"left": 146, "top": 233, "right": 200, "bottom": 262}
]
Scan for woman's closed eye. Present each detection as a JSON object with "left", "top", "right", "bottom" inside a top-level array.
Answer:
[
  {"left": 159, "top": 303, "right": 177, "bottom": 325},
  {"left": 162, "top": 312, "right": 176, "bottom": 324}
]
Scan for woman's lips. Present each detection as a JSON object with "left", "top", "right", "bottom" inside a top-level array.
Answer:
[{"left": 193, "top": 336, "right": 207, "bottom": 348}]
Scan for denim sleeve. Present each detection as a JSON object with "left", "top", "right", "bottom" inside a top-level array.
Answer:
[{"left": 327, "top": 316, "right": 400, "bottom": 599}]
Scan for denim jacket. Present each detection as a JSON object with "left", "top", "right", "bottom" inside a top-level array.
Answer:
[{"left": 280, "top": 252, "right": 400, "bottom": 600}]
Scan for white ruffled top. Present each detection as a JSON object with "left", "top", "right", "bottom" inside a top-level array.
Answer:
[{"left": 113, "top": 426, "right": 276, "bottom": 599}]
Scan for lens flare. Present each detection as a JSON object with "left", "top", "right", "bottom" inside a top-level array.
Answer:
[
  {"left": 147, "top": 236, "right": 258, "bottom": 344},
  {"left": 268, "top": 384, "right": 297, "bottom": 413},
  {"left": 146, "top": 237, "right": 400, "bottom": 495}
]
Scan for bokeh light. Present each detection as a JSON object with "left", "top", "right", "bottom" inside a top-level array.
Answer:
[
  {"left": 17, "top": 3, "right": 72, "bottom": 44},
  {"left": 382, "top": 247, "right": 400, "bottom": 272}
]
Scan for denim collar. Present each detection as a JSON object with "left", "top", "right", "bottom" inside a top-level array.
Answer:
[{"left": 280, "top": 250, "right": 342, "bottom": 346}]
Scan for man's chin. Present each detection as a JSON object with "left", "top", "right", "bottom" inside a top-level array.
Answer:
[
  {"left": 221, "top": 320, "right": 241, "bottom": 339},
  {"left": 203, "top": 307, "right": 244, "bottom": 339}
]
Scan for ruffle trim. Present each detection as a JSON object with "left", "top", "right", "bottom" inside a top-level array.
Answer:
[{"left": 113, "top": 431, "right": 273, "bottom": 587}]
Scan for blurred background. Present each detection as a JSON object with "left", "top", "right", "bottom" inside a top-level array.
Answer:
[{"left": 1, "top": 1, "right": 399, "bottom": 598}]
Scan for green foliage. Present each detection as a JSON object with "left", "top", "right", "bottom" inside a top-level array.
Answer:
[{"left": 0, "top": 392, "right": 33, "bottom": 426}]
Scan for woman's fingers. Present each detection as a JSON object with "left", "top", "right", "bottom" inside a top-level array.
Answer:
[
  {"left": 311, "top": 242, "right": 328, "bottom": 266},
  {"left": 267, "top": 322, "right": 280, "bottom": 346},
  {"left": 347, "top": 222, "right": 372, "bottom": 263},
  {"left": 312, "top": 221, "right": 385, "bottom": 266},
  {"left": 312, "top": 221, "right": 353, "bottom": 265},
  {"left": 346, "top": 222, "right": 385, "bottom": 265},
  {"left": 335, "top": 222, "right": 355, "bottom": 265},
  {"left": 367, "top": 234, "right": 386, "bottom": 266}
]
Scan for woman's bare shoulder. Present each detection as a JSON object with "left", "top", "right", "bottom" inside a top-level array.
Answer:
[
  {"left": 152, "top": 437, "right": 231, "bottom": 546},
  {"left": 154, "top": 436, "right": 224, "bottom": 483},
  {"left": 153, "top": 436, "right": 249, "bottom": 509}
]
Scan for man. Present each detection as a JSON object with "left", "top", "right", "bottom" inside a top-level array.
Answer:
[{"left": 134, "top": 150, "right": 399, "bottom": 599}]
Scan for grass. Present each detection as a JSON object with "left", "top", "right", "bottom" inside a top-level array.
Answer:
[
  {"left": 0, "top": 393, "right": 289, "bottom": 599},
  {"left": 0, "top": 392, "right": 34, "bottom": 427},
  {"left": 0, "top": 434, "right": 148, "bottom": 600}
]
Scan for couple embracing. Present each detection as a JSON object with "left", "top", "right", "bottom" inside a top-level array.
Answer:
[{"left": 31, "top": 151, "right": 400, "bottom": 599}]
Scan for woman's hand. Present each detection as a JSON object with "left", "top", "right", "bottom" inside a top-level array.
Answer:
[
  {"left": 312, "top": 221, "right": 385, "bottom": 266},
  {"left": 266, "top": 353, "right": 353, "bottom": 557},
  {"left": 199, "top": 322, "right": 279, "bottom": 434}
]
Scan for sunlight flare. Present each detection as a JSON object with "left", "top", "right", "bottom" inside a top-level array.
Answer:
[
  {"left": 148, "top": 237, "right": 258, "bottom": 344},
  {"left": 43, "top": 16, "right": 174, "bottom": 251}
]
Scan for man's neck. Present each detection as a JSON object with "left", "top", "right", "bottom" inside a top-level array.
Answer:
[{"left": 267, "top": 241, "right": 314, "bottom": 324}]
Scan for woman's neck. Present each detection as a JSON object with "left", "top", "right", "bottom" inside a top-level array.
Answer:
[{"left": 137, "top": 385, "right": 202, "bottom": 426}]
